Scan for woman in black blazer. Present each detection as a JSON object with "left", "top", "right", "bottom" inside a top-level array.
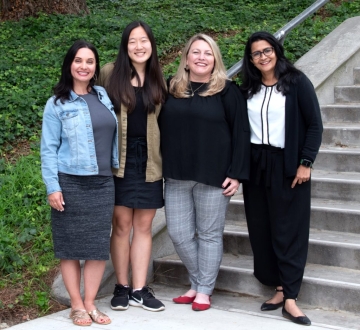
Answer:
[{"left": 240, "top": 31, "right": 323, "bottom": 326}]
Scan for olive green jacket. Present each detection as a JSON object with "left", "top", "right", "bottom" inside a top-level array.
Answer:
[{"left": 98, "top": 63, "right": 162, "bottom": 182}]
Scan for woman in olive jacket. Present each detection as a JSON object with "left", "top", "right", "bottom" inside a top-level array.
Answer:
[{"left": 98, "top": 21, "right": 166, "bottom": 312}]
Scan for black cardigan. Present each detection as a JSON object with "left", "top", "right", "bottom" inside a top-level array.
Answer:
[
  {"left": 159, "top": 80, "right": 250, "bottom": 188},
  {"left": 282, "top": 72, "right": 323, "bottom": 177}
]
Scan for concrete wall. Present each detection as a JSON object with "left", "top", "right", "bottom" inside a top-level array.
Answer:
[{"left": 296, "top": 16, "right": 360, "bottom": 105}]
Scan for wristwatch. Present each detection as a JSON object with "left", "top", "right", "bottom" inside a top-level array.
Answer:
[{"left": 300, "top": 159, "right": 313, "bottom": 168}]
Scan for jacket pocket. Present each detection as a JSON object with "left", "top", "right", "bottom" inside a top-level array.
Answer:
[{"left": 59, "top": 110, "right": 79, "bottom": 131}]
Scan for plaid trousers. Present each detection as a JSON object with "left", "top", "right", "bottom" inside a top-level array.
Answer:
[{"left": 164, "top": 178, "right": 230, "bottom": 295}]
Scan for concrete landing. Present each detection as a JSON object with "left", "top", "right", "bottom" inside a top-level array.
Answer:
[{"left": 8, "top": 284, "right": 359, "bottom": 330}]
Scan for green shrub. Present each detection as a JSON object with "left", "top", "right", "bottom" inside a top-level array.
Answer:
[
  {"left": 1, "top": 0, "right": 359, "bottom": 151},
  {"left": 0, "top": 146, "right": 55, "bottom": 278}
]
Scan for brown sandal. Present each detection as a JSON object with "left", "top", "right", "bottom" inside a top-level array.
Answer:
[
  {"left": 69, "top": 309, "right": 92, "bottom": 326},
  {"left": 88, "top": 309, "right": 111, "bottom": 325}
]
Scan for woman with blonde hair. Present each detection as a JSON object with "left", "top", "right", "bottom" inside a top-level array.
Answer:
[{"left": 159, "top": 34, "right": 250, "bottom": 311}]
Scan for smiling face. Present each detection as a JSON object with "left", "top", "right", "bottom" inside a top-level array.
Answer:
[
  {"left": 127, "top": 26, "right": 152, "bottom": 67},
  {"left": 70, "top": 47, "right": 96, "bottom": 86},
  {"left": 250, "top": 40, "right": 277, "bottom": 77},
  {"left": 186, "top": 39, "right": 215, "bottom": 82}
]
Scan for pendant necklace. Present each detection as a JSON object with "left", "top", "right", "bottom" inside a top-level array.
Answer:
[{"left": 189, "top": 82, "right": 206, "bottom": 97}]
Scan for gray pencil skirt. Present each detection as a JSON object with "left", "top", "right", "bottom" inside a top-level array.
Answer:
[{"left": 51, "top": 173, "right": 114, "bottom": 260}]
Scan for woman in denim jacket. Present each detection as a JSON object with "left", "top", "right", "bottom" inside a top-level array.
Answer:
[{"left": 41, "top": 40, "right": 119, "bottom": 326}]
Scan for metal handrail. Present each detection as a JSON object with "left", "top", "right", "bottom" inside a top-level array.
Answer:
[{"left": 226, "top": 0, "right": 330, "bottom": 78}]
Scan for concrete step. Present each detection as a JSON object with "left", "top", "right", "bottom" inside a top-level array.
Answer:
[
  {"left": 321, "top": 104, "right": 360, "bottom": 123},
  {"left": 222, "top": 223, "right": 360, "bottom": 270},
  {"left": 308, "top": 198, "right": 360, "bottom": 233},
  {"left": 316, "top": 146, "right": 360, "bottom": 172},
  {"left": 153, "top": 253, "right": 360, "bottom": 314},
  {"left": 311, "top": 170, "right": 360, "bottom": 202},
  {"left": 354, "top": 67, "right": 360, "bottom": 85},
  {"left": 335, "top": 86, "right": 360, "bottom": 103},
  {"left": 228, "top": 195, "right": 360, "bottom": 235},
  {"left": 322, "top": 122, "right": 360, "bottom": 147}
]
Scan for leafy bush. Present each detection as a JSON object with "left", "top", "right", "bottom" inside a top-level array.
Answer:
[
  {"left": 1, "top": 0, "right": 360, "bottom": 151},
  {"left": 0, "top": 143, "right": 57, "bottom": 314},
  {"left": 0, "top": 146, "right": 55, "bottom": 277}
]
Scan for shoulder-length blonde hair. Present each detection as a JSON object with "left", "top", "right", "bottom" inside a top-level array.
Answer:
[{"left": 169, "top": 34, "right": 228, "bottom": 98}]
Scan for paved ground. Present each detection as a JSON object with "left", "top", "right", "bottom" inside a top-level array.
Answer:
[{"left": 7, "top": 284, "right": 359, "bottom": 330}]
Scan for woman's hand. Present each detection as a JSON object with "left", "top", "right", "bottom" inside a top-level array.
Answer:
[
  {"left": 222, "top": 177, "right": 240, "bottom": 196},
  {"left": 291, "top": 165, "right": 311, "bottom": 188},
  {"left": 48, "top": 191, "right": 65, "bottom": 211}
]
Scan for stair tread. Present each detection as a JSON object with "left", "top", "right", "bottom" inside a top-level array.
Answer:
[
  {"left": 323, "top": 122, "right": 360, "bottom": 128},
  {"left": 157, "top": 253, "right": 360, "bottom": 289},
  {"left": 311, "top": 170, "right": 360, "bottom": 181},
  {"left": 158, "top": 253, "right": 360, "bottom": 286},
  {"left": 310, "top": 197, "right": 360, "bottom": 212},
  {"left": 230, "top": 195, "right": 360, "bottom": 212},
  {"left": 319, "top": 145, "right": 360, "bottom": 153},
  {"left": 223, "top": 223, "right": 360, "bottom": 247},
  {"left": 322, "top": 103, "right": 360, "bottom": 108},
  {"left": 335, "top": 85, "right": 360, "bottom": 89}
]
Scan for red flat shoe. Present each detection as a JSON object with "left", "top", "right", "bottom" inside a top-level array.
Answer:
[
  {"left": 173, "top": 296, "right": 196, "bottom": 304},
  {"left": 192, "top": 301, "right": 211, "bottom": 311}
]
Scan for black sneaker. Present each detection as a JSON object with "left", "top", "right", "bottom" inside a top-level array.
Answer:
[
  {"left": 110, "top": 284, "right": 131, "bottom": 310},
  {"left": 129, "top": 286, "right": 165, "bottom": 311}
]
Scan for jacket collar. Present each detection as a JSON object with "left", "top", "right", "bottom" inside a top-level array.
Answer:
[{"left": 69, "top": 86, "right": 100, "bottom": 102}]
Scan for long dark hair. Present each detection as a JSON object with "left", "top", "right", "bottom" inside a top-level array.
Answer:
[
  {"left": 107, "top": 21, "right": 166, "bottom": 114},
  {"left": 240, "top": 31, "right": 301, "bottom": 99},
  {"left": 53, "top": 40, "right": 100, "bottom": 104}
]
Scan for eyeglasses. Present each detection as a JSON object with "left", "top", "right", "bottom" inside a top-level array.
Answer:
[{"left": 250, "top": 47, "right": 274, "bottom": 60}]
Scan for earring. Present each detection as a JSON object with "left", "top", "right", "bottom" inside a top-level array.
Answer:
[
  {"left": 184, "top": 65, "right": 189, "bottom": 72},
  {"left": 92, "top": 73, "right": 98, "bottom": 81}
]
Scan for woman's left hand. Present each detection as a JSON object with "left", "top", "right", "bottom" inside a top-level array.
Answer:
[
  {"left": 291, "top": 165, "right": 311, "bottom": 188},
  {"left": 222, "top": 177, "right": 240, "bottom": 196}
]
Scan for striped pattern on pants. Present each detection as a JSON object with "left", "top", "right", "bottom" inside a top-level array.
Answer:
[{"left": 164, "top": 178, "right": 230, "bottom": 295}]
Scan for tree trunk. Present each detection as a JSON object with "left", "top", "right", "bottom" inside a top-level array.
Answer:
[{"left": 1, "top": 0, "right": 89, "bottom": 21}]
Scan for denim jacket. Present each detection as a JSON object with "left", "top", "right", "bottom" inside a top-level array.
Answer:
[{"left": 41, "top": 86, "right": 119, "bottom": 195}]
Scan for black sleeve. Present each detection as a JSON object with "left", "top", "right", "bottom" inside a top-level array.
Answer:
[
  {"left": 221, "top": 81, "right": 251, "bottom": 182},
  {"left": 297, "top": 73, "right": 323, "bottom": 163}
]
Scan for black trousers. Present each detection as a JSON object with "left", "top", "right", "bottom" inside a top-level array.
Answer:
[{"left": 243, "top": 144, "right": 310, "bottom": 299}]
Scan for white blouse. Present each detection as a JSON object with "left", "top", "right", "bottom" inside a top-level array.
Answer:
[{"left": 247, "top": 84, "right": 286, "bottom": 148}]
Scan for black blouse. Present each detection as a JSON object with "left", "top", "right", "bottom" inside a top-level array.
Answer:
[
  {"left": 127, "top": 87, "right": 147, "bottom": 138},
  {"left": 159, "top": 80, "right": 250, "bottom": 188}
]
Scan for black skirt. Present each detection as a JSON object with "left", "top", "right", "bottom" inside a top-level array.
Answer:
[
  {"left": 51, "top": 173, "right": 114, "bottom": 260},
  {"left": 114, "top": 137, "right": 164, "bottom": 209}
]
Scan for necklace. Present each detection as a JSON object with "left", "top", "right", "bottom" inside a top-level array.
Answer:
[{"left": 189, "top": 82, "right": 206, "bottom": 97}]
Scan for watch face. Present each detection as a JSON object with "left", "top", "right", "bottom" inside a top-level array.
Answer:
[{"left": 301, "top": 159, "right": 312, "bottom": 168}]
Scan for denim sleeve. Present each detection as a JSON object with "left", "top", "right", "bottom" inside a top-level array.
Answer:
[{"left": 40, "top": 97, "right": 62, "bottom": 195}]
